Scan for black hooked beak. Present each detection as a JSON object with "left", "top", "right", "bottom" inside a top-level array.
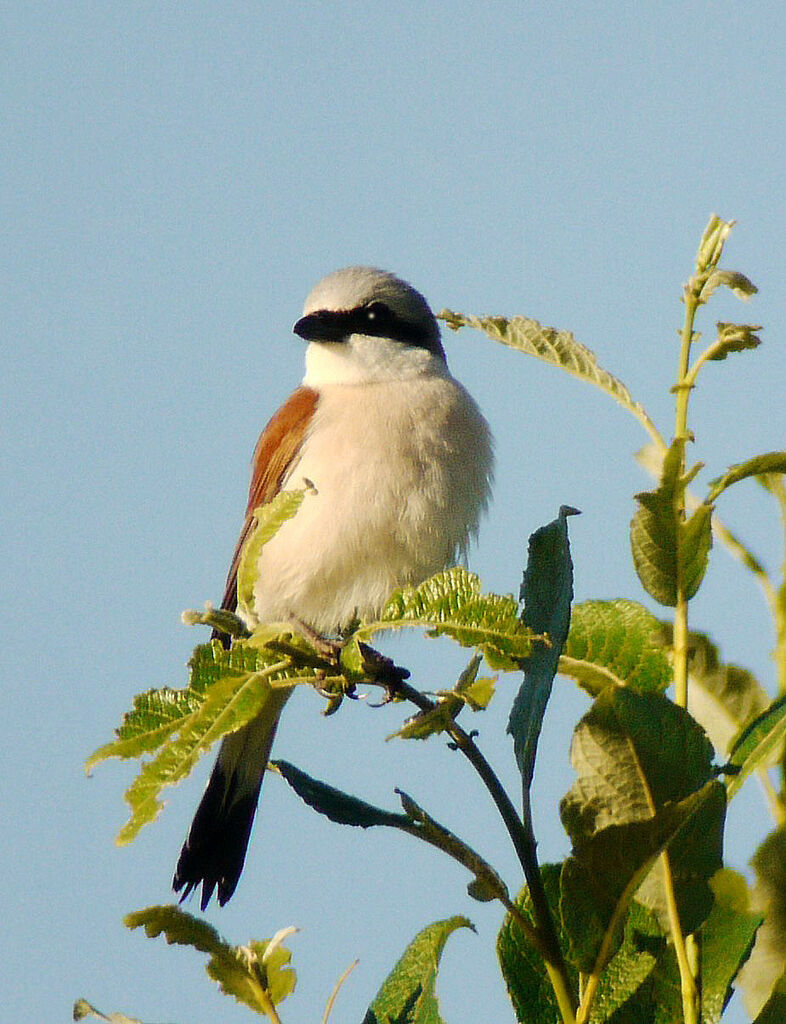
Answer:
[{"left": 293, "top": 309, "right": 349, "bottom": 343}]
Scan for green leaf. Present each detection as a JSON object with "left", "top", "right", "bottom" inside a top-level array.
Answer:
[
  {"left": 126, "top": 905, "right": 296, "bottom": 1017},
  {"left": 561, "top": 782, "right": 723, "bottom": 973},
  {"left": 706, "top": 453, "right": 786, "bottom": 505},
  {"left": 118, "top": 668, "right": 294, "bottom": 844},
  {"left": 359, "top": 566, "right": 534, "bottom": 670},
  {"left": 362, "top": 916, "right": 474, "bottom": 1024},
  {"left": 458, "top": 674, "right": 496, "bottom": 711},
  {"left": 182, "top": 604, "right": 251, "bottom": 638},
  {"left": 615, "top": 870, "right": 761, "bottom": 1024},
  {"left": 739, "top": 829, "right": 786, "bottom": 1019},
  {"left": 560, "top": 599, "right": 673, "bottom": 696},
  {"left": 583, "top": 899, "right": 664, "bottom": 1024},
  {"left": 438, "top": 310, "right": 652, "bottom": 430},
  {"left": 630, "top": 440, "right": 713, "bottom": 606},
  {"left": 451, "top": 653, "right": 495, "bottom": 710},
  {"left": 682, "top": 502, "right": 714, "bottom": 597},
  {"left": 498, "top": 865, "right": 573, "bottom": 1024},
  {"left": 87, "top": 640, "right": 315, "bottom": 772},
  {"left": 337, "top": 633, "right": 367, "bottom": 680},
  {"left": 84, "top": 685, "right": 203, "bottom": 771},
  {"left": 630, "top": 440, "right": 682, "bottom": 606},
  {"left": 560, "top": 688, "right": 725, "bottom": 936},
  {"left": 498, "top": 865, "right": 661, "bottom": 1024},
  {"left": 727, "top": 695, "right": 786, "bottom": 799},
  {"left": 387, "top": 702, "right": 461, "bottom": 741},
  {"left": 236, "top": 489, "right": 309, "bottom": 623},
  {"left": 508, "top": 507, "right": 576, "bottom": 791},
  {"left": 87, "top": 640, "right": 322, "bottom": 843},
  {"left": 698, "top": 870, "right": 762, "bottom": 1023}
]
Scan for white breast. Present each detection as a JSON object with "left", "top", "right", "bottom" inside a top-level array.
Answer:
[{"left": 249, "top": 375, "right": 493, "bottom": 633}]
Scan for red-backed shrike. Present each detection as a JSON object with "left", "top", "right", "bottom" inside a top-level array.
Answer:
[{"left": 173, "top": 267, "right": 493, "bottom": 908}]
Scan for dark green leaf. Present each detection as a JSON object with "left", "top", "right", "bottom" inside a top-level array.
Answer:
[
  {"left": 752, "top": 976, "right": 786, "bottom": 1024},
  {"left": 698, "top": 870, "right": 762, "bottom": 1023},
  {"left": 498, "top": 866, "right": 662, "bottom": 1024},
  {"left": 588, "top": 869, "right": 759, "bottom": 1023},
  {"left": 561, "top": 782, "right": 723, "bottom": 973},
  {"left": 584, "top": 899, "right": 664, "bottom": 1024},
  {"left": 498, "top": 865, "right": 573, "bottom": 1024},
  {"left": 362, "top": 916, "right": 473, "bottom": 1024},
  {"left": 273, "top": 760, "right": 409, "bottom": 829},
  {"left": 560, "top": 688, "right": 724, "bottom": 936},
  {"left": 682, "top": 503, "right": 714, "bottom": 599},
  {"left": 632, "top": 871, "right": 762, "bottom": 1024},
  {"left": 274, "top": 761, "right": 510, "bottom": 905},
  {"left": 630, "top": 442, "right": 681, "bottom": 606},
  {"left": 508, "top": 507, "right": 576, "bottom": 791},
  {"left": 394, "top": 790, "right": 510, "bottom": 905},
  {"left": 561, "top": 599, "right": 672, "bottom": 696}
]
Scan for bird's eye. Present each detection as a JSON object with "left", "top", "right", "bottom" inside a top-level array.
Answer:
[{"left": 365, "top": 301, "right": 388, "bottom": 322}]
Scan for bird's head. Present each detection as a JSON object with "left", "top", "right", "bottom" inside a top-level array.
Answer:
[{"left": 295, "top": 267, "right": 447, "bottom": 386}]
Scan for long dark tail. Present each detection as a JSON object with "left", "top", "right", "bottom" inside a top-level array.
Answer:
[{"left": 173, "top": 691, "right": 289, "bottom": 909}]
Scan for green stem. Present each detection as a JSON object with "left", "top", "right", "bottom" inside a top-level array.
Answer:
[
  {"left": 662, "top": 849, "right": 698, "bottom": 1024},
  {"left": 575, "top": 973, "right": 600, "bottom": 1024},
  {"left": 670, "top": 276, "right": 702, "bottom": 1023},
  {"left": 672, "top": 284, "right": 700, "bottom": 710},
  {"left": 545, "top": 963, "right": 578, "bottom": 1024}
]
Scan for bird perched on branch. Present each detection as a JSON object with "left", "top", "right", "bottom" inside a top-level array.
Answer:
[{"left": 173, "top": 266, "right": 493, "bottom": 908}]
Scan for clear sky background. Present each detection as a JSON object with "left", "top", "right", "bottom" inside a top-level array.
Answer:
[{"left": 4, "top": 4, "right": 785, "bottom": 1023}]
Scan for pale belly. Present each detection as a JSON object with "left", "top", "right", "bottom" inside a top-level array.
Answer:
[{"left": 248, "top": 375, "right": 492, "bottom": 633}]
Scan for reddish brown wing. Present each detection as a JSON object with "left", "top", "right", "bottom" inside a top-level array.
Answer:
[{"left": 219, "top": 385, "right": 319, "bottom": 614}]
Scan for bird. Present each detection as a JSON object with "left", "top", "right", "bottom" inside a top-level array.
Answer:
[{"left": 173, "top": 266, "right": 494, "bottom": 908}]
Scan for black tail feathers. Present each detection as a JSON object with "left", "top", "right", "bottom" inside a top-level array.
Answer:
[{"left": 173, "top": 762, "right": 262, "bottom": 910}]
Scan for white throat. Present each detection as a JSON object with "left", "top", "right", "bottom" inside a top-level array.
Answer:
[{"left": 302, "top": 335, "right": 450, "bottom": 387}]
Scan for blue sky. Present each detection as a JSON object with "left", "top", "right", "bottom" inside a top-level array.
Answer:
[{"left": 4, "top": 4, "right": 785, "bottom": 1022}]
